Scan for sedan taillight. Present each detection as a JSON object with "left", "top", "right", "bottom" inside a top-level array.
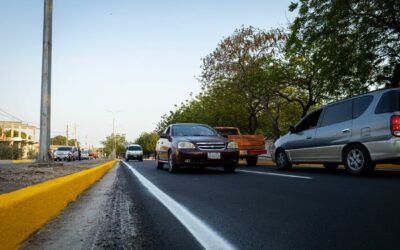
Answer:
[{"left": 391, "top": 115, "right": 400, "bottom": 136}]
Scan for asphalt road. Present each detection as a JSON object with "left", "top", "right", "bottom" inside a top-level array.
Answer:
[
  {"left": 121, "top": 160, "right": 400, "bottom": 250},
  {"left": 23, "top": 160, "right": 400, "bottom": 249}
]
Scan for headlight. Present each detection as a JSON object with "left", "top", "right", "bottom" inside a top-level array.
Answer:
[
  {"left": 178, "top": 141, "right": 196, "bottom": 149},
  {"left": 227, "top": 141, "right": 238, "bottom": 149}
]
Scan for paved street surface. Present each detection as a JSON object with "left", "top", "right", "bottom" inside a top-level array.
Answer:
[{"left": 24, "top": 160, "right": 400, "bottom": 249}]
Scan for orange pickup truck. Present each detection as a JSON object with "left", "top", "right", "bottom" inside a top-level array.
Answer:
[{"left": 215, "top": 127, "right": 266, "bottom": 165}]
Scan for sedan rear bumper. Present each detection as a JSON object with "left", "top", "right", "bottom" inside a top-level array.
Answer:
[{"left": 174, "top": 149, "right": 239, "bottom": 166}]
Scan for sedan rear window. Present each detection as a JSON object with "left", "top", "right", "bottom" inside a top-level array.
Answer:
[
  {"left": 375, "top": 90, "right": 400, "bottom": 114},
  {"left": 172, "top": 125, "right": 217, "bottom": 136}
]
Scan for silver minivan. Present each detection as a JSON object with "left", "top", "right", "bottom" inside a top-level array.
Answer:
[{"left": 272, "top": 88, "right": 400, "bottom": 175}]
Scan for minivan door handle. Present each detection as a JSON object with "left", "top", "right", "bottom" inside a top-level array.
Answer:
[{"left": 342, "top": 128, "right": 350, "bottom": 133}]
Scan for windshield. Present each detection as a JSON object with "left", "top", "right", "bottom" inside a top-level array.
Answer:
[
  {"left": 172, "top": 125, "right": 217, "bottom": 136},
  {"left": 128, "top": 146, "right": 142, "bottom": 151},
  {"left": 57, "top": 147, "right": 72, "bottom": 151}
]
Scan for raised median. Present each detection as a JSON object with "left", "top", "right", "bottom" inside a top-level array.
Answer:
[{"left": 0, "top": 159, "right": 116, "bottom": 250}]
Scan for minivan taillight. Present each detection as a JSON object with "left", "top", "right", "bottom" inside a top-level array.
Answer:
[{"left": 391, "top": 115, "right": 400, "bottom": 136}]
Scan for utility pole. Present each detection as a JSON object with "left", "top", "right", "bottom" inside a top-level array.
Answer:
[
  {"left": 74, "top": 124, "right": 77, "bottom": 147},
  {"left": 106, "top": 110, "right": 119, "bottom": 159},
  {"left": 38, "top": 0, "right": 53, "bottom": 162},
  {"left": 112, "top": 117, "right": 116, "bottom": 158},
  {"left": 66, "top": 125, "right": 69, "bottom": 146}
]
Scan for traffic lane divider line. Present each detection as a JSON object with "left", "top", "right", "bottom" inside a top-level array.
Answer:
[
  {"left": 121, "top": 161, "right": 236, "bottom": 250},
  {"left": 0, "top": 159, "right": 117, "bottom": 250},
  {"left": 236, "top": 169, "right": 313, "bottom": 179},
  {"left": 240, "top": 160, "right": 400, "bottom": 170}
]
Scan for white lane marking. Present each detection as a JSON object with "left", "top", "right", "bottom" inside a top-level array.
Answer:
[
  {"left": 236, "top": 169, "right": 312, "bottom": 179},
  {"left": 121, "top": 161, "right": 236, "bottom": 250}
]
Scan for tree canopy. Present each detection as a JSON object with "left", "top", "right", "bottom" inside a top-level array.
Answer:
[
  {"left": 288, "top": 0, "right": 400, "bottom": 89},
  {"left": 156, "top": 1, "right": 398, "bottom": 140},
  {"left": 101, "top": 134, "right": 127, "bottom": 157},
  {"left": 133, "top": 132, "right": 159, "bottom": 156}
]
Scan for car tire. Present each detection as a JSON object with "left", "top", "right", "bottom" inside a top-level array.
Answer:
[
  {"left": 276, "top": 149, "right": 292, "bottom": 170},
  {"left": 224, "top": 164, "right": 237, "bottom": 173},
  {"left": 246, "top": 156, "right": 258, "bottom": 166},
  {"left": 168, "top": 153, "right": 179, "bottom": 173},
  {"left": 156, "top": 154, "right": 164, "bottom": 169},
  {"left": 323, "top": 163, "right": 339, "bottom": 170},
  {"left": 344, "top": 145, "right": 375, "bottom": 175},
  {"left": 126, "top": 158, "right": 129, "bottom": 162},
  {"left": 139, "top": 158, "right": 143, "bottom": 162}
]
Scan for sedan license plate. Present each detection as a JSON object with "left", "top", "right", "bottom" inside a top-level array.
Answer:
[
  {"left": 240, "top": 150, "right": 247, "bottom": 156},
  {"left": 207, "top": 152, "right": 221, "bottom": 160}
]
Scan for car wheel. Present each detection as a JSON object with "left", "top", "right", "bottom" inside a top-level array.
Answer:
[
  {"left": 246, "top": 156, "right": 258, "bottom": 166},
  {"left": 157, "top": 155, "right": 164, "bottom": 170},
  {"left": 344, "top": 145, "right": 375, "bottom": 175},
  {"left": 323, "top": 163, "right": 339, "bottom": 170},
  {"left": 126, "top": 158, "right": 129, "bottom": 162},
  {"left": 276, "top": 150, "right": 292, "bottom": 170},
  {"left": 224, "top": 164, "right": 237, "bottom": 173},
  {"left": 168, "top": 153, "right": 179, "bottom": 173},
  {"left": 139, "top": 158, "right": 143, "bottom": 162}
]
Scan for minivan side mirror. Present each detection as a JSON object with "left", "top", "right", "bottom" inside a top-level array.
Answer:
[{"left": 289, "top": 126, "right": 296, "bottom": 133}]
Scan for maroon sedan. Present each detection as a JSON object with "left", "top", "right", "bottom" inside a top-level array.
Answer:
[{"left": 155, "top": 123, "right": 240, "bottom": 173}]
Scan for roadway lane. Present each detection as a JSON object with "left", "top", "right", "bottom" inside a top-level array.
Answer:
[{"left": 122, "top": 160, "right": 400, "bottom": 250}]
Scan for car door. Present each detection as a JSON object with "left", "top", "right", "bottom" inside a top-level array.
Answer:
[
  {"left": 314, "top": 100, "right": 352, "bottom": 162},
  {"left": 285, "top": 109, "right": 323, "bottom": 162},
  {"left": 157, "top": 126, "right": 171, "bottom": 161}
]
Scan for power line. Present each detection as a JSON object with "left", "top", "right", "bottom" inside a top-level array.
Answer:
[{"left": 0, "top": 108, "right": 23, "bottom": 122}]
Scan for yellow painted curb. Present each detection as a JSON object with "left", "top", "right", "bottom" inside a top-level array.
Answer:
[
  {"left": 0, "top": 159, "right": 116, "bottom": 250},
  {"left": 11, "top": 160, "right": 34, "bottom": 164}
]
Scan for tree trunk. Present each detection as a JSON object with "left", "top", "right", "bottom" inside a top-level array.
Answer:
[
  {"left": 260, "top": 98, "right": 281, "bottom": 140},
  {"left": 247, "top": 112, "right": 258, "bottom": 134},
  {"left": 389, "top": 63, "right": 400, "bottom": 88}
]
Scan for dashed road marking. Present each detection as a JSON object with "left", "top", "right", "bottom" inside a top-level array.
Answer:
[
  {"left": 236, "top": 169, "right": 313, "bottom": 179},
  {"left": 121, "top": 161, "right": 236, "bottom": 250}
]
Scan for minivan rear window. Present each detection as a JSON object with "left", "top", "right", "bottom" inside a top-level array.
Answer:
[
  {"left": 353, "top": 95, "right": 373, "bottom": 119},
  {"left": 375, "top": 90, "right": 400, "bottom": 114}
]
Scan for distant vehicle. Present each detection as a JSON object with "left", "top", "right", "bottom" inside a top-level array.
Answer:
[
  {"left": 272, "top": 87, "right": 400, "bottom": 175},
  {"left": 215, "top": 127, "right": 266, "bottom": 166},
  {"left": 53, "top": 146, "right": 78, "bottom": 161},
  {"left": 81, "top": 150, "right": 90, "bottom": 160},
  {"left": 125, "top": 144, "right": 143, "bottom": 161},
  {"left": 155, "top": 123, "right": 239, "bottom": 173},
  {"left": 88, "top": 150, "right": 98, "bottom": 159}
]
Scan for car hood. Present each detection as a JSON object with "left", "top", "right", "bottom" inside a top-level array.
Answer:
[{"left": 175, "top": 136, "right": 229, "bottom": 143}]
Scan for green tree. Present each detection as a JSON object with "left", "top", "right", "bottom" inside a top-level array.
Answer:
[
  {"left": 51, "top": 135, "right": 67, "bottom": 145},
  {"left": 134, "top": 132, "right": 159, "bottom": 156},
  {"left": 50, "top": 135, "right": 80, "bottom": 146},
  {"left": 288, "top": 0, "right": 400, "bottom": 89},
  {"left": 101, "top": 134, "right": 127, "bottom": 157},
  {"left": 200, "top": 26, "right": 302, "bottom": 139}
]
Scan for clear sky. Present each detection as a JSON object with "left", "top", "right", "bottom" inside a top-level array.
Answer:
[{"left": 0, "top": 0, "right": 296, "bottom": 147}]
